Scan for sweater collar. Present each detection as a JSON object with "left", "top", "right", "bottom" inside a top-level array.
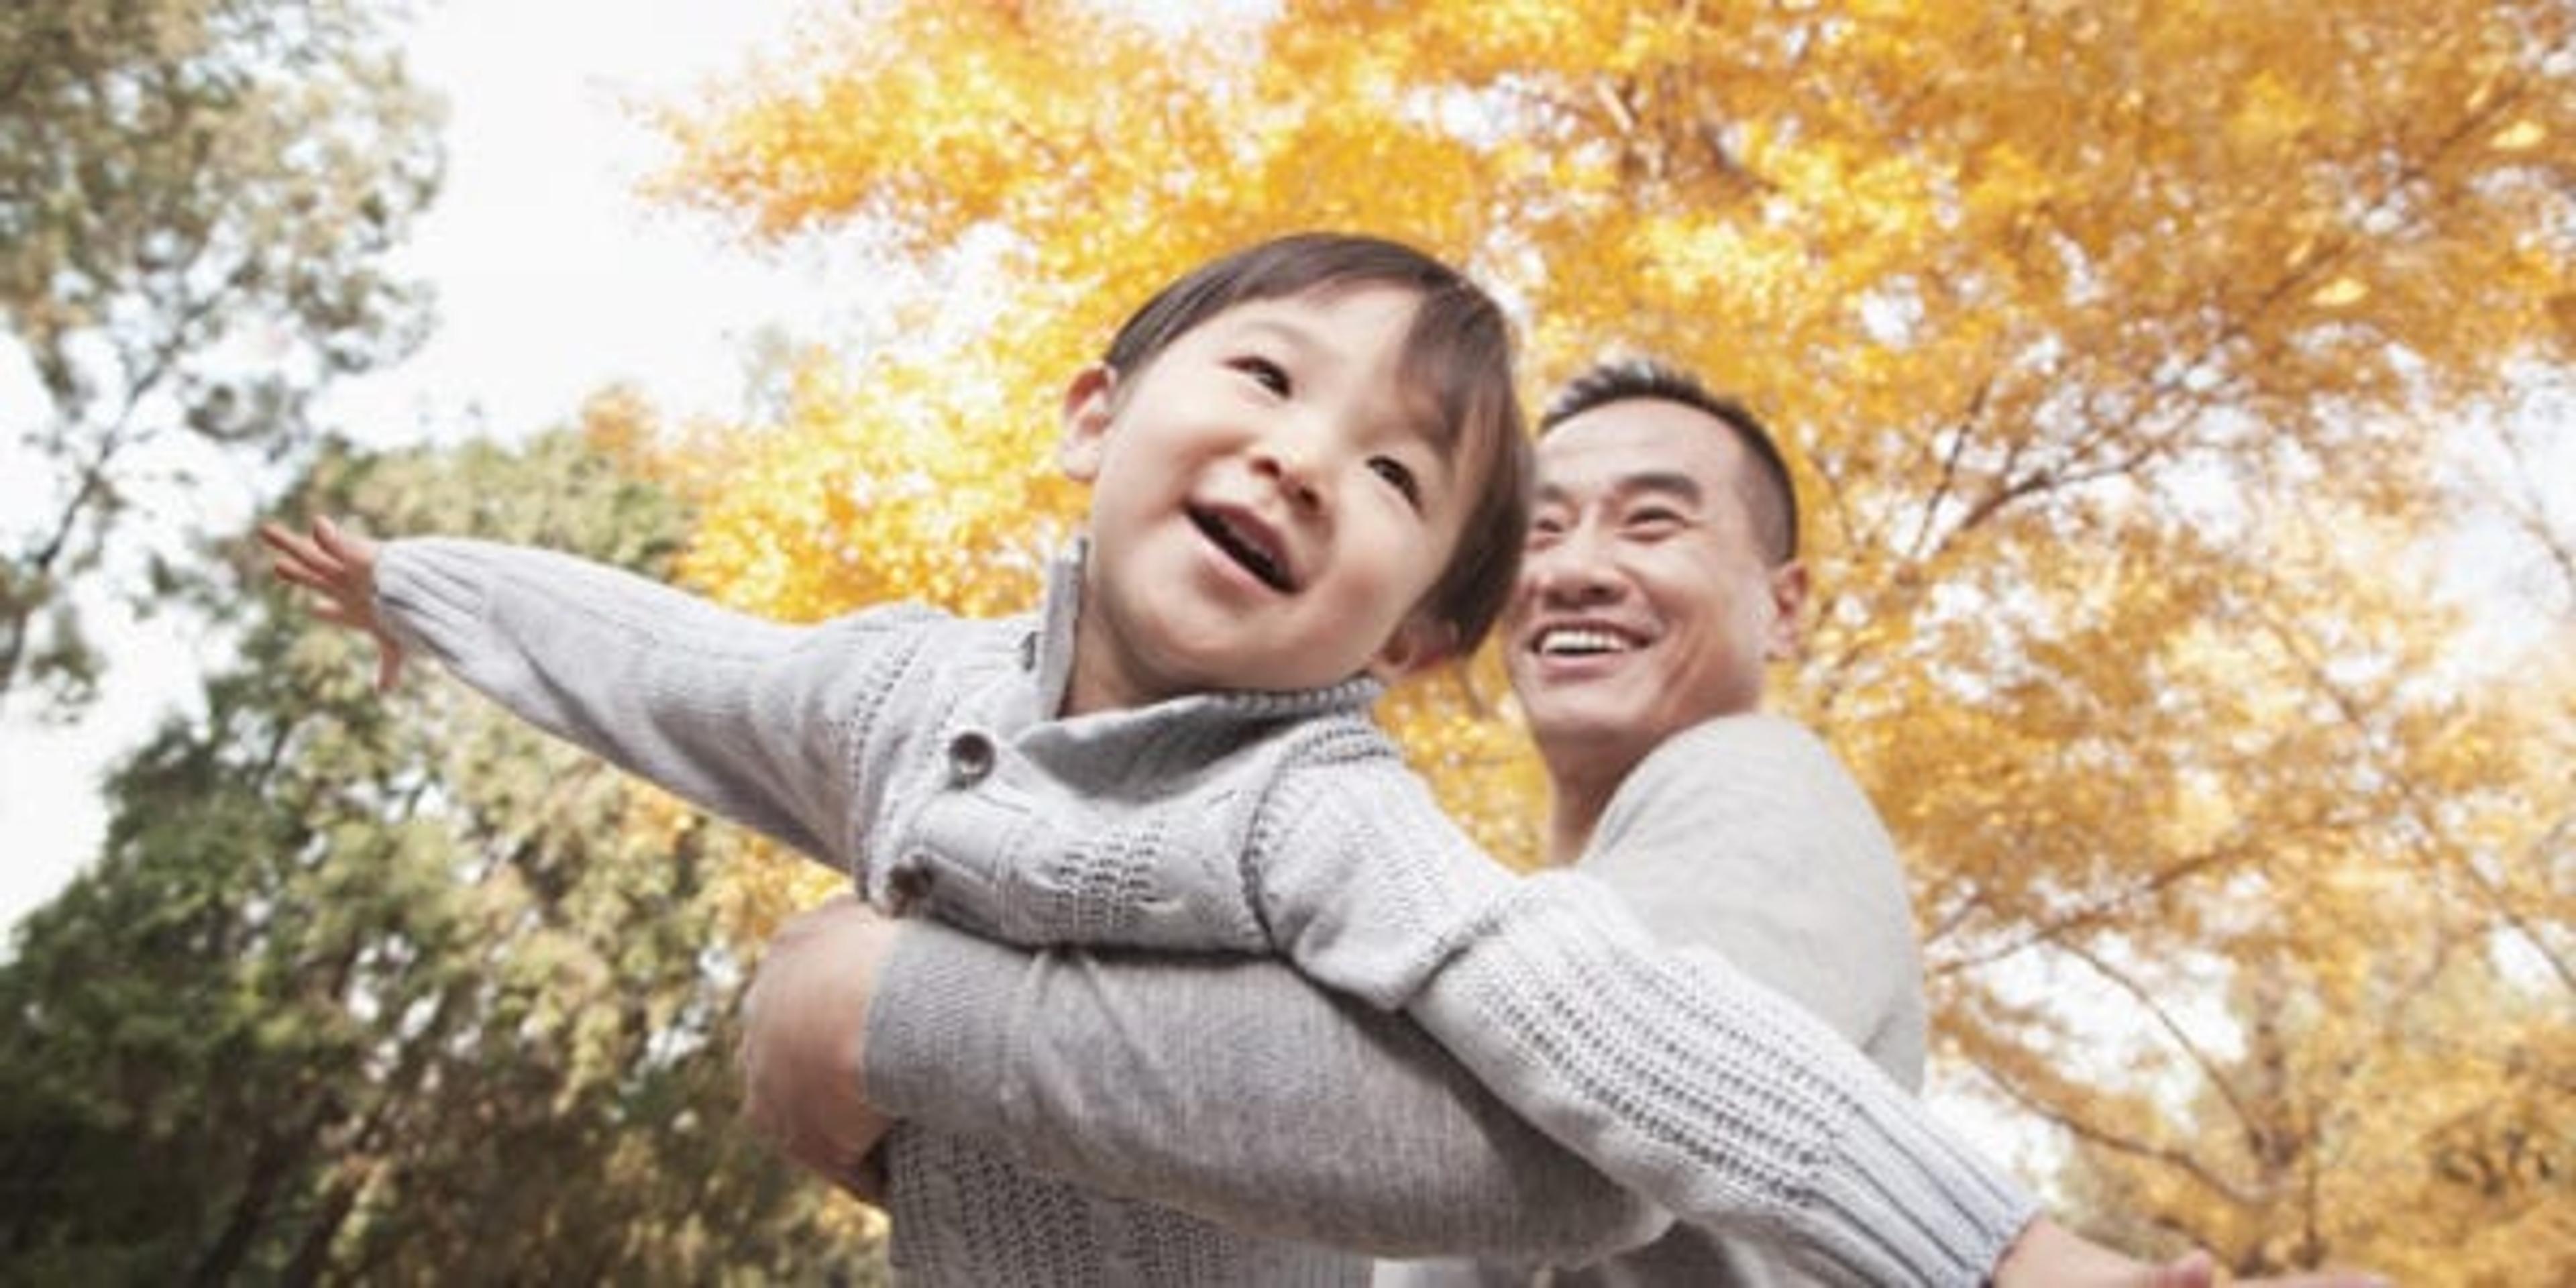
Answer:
[{"left": 1031, "top": 539, "right": 1385, "bottom": 724}]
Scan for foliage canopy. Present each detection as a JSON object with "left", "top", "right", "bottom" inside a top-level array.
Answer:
[
  {"left": 0, "top": 0, "right": 440, "bottom": 716},
  {"left": 649, "top": 1, "right": 2574, "bottom": 1277}
]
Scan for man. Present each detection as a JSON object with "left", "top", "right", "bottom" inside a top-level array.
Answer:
[
  {"left": 741, "top": 362, "right": 2363, "bottom": 1286},
  {"left": 1385, "top": 360, "right": 1913, "bottom": 1285}
]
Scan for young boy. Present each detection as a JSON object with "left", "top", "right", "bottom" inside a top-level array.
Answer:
[{"left": 268, "top": 233, "right": 2037, "bottom": 1285}]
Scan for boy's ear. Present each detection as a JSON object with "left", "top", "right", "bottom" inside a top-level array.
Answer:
[
  {"left": 1365, "top": 612, "right": 1458, "bottom": 683},
  {"left": 1057, "top": 364, "right": 1118, "bottom": 482}
]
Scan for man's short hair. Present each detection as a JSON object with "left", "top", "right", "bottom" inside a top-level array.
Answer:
[{"left": 1540, "top": 359, "right": 1800, "bottom": 565}]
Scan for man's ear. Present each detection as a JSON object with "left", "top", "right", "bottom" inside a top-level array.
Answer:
[
  {"left": 1366, "top": 612, "right": 1459, "bottom": 683},
  {"left": 1057, "top": 364, "right": 1118, "bottom": 482},
  {"left": 1762, "top": 559, "right": 1810, "bottom": 661}
]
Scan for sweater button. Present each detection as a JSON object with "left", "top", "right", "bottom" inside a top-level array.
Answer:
[
  {"left": 888, "top": 860, "right": 935, "bottom": 914},
  {"left": 947, "top": 731, "right": 996, "bottom": 786}
]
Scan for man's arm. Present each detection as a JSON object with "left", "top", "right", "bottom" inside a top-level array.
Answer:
[
  {"left": 862, "top": 914, "right": 1668, "bottom": 1262},
  {"left": 741, "top": 899, "right": 1666, "bottom": 1260},
  {"left": 796, "top": 715, "right": 1923, "bottom": 1260}
]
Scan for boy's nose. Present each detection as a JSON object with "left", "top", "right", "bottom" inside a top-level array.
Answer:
[{"left": 1251, "top": 437, "right": 1325, "bottom": 513}]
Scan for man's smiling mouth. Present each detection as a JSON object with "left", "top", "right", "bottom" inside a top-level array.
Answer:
[
  {"left": 1533, "top": 627, "right": 1638, "bottom": 656},
  {"left": 1190, "top": 505, "right": 1295, "bottom": 592}
]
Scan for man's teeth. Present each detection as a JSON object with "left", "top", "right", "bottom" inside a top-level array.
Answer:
[{"left": 1538, "top": 629, "right": 1630, "bottom": 656}]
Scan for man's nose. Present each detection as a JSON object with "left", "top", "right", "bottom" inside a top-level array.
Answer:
[{"left": 1523, "top": 524, "right": 1620, "bottom": 604}]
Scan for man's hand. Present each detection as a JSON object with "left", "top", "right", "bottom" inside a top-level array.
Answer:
[
  {"left": 741, "top": 894, "right": 904, "bottom": 1202},
  {"left": 1993, "top": 1217, "right": 2390, "bottom": 1287},
  {"left": 260, "top": 516, "right": 405, "bottom": 691}
]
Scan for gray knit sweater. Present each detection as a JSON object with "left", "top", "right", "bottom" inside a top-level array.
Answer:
[
  {"left": 863, "top": 714, "right": 1936, "bottom": 1287},
  {"left": 374, "top": 537, "right": 2036, "bottom": 1285}
]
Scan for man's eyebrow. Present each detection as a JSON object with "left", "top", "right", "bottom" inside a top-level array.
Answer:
[
  {"left": 1618, "top": 470, "right": 1704, "bottom": 503},
  {"left": 1537, "top": 471, "right": 1707, "bottom": 508}
]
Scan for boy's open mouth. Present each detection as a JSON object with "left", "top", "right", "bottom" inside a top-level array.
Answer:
[{"left": 1189, "top": 505, "right": 1295, "bottom": 593}]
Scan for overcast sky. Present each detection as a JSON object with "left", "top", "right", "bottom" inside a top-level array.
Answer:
[{"left": 1, "top": 0, "right": 833, "bottom": 930}]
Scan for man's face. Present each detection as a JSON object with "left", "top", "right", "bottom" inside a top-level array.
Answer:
[
  {"left": 1503, "top": 397, "right": 1807, "bottom": 773},
  {"left": 1055, "top": 284, "right": 1472, "bottom": 713}
]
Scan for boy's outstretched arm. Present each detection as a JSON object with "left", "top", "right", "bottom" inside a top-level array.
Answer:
[
  {"left": 263, "top": 524, "right": 935, "bottom": 879},
  {"left": 262, "top": 517, "right": 406, "bottom": 692}
]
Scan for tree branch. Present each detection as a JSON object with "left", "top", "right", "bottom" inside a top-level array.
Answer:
[
  {"left": 2257, "top": 608, "right": 2576, "bottom": 994},
  {"left": 1969, "top": 1059, "right": 2258, "bottom": 1208},
  {"left": 2055, "top": 938, "right": 2264, "bottom": 1142}
]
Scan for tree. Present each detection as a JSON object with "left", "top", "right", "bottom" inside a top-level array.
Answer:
[
  {"left": 0, "top": 0, "right": 440, "bottom": 717},
  {"left": 639, "top": 0, "right": 2573, "bottom": 1273},
  {"left": 0, "top": 407, "right": 885, "bottom": 1283}
]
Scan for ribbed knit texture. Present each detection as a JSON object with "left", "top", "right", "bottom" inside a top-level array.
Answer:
[
  {"left": 871, "top": 921, "right": 1672, "bottom": 1263},
  {"left": 1383, "top": 715, "right": 1935, "bottom": 1288},
  {"left": 376, "top": 538, "right": 2039, "bottom": 1285}
]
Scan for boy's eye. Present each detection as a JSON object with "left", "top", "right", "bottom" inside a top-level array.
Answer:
[
  {"left": 1368, "top": 456, "right": 1422, "bottom": 508},
  {"left": 1232, "top": 356, "right": 1291, "bottom": 396}
]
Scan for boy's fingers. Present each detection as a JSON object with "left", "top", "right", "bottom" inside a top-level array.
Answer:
[
  {"left": 256, "top": 519, "right": 321, "bottom": 551},
  {"left": 266, "top": 518, "right": 398, "bottom": 688},
  {"left": 313, "top": 515, "right": 374, "bottom": 568},
  {"left": 261, "top": 525, "right": 351, "bottom": 586},
  {"left": 272, "top": 558, "right": 330, "bottom": 592},
  {"left": 260, "top": 524, "right": 321, "bottom": 570},
  {"left": 311, "top": 523, "right": 351, "bottom": 565}
]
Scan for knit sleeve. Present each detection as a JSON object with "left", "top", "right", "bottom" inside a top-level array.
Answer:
[
  {"left": 374, "top": 537, "right": 936, "bottom": 875},
  {"left": 861, "top": 917, "right": 1670, "bottom": 1262},
  {"left": 1250, "top": 758, "right": 2041, "bottom": 1287}
]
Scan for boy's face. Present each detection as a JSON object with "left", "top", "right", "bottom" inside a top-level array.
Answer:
[{"left": 1056, "top": 284, "right": 1473, "bottom": 713}]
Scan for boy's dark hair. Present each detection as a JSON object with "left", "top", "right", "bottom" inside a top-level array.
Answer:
[
  {"left": 1102, "top": 232, "right": 1532, "bottom": 658},
  {"left": 1540, "top": 359, "right": 1801, "bottom": 565}
]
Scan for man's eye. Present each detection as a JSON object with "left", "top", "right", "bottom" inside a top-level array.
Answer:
[
  {"left": 1627, "top": 508, "right": 1686, "bottom": 534},
  {"left": 1232, "top": 356, "right": 1291, "bottom": 395},
  {"left": 1526, "top": 515, "right": 1567, "bottom": 547},
  {"left": 1368, "top": 457, "right": 1422, "bottom": 507}
]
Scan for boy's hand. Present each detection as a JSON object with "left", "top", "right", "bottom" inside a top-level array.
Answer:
[{"left": 260, "top": 516, "right": 405, "bottom": 691}]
